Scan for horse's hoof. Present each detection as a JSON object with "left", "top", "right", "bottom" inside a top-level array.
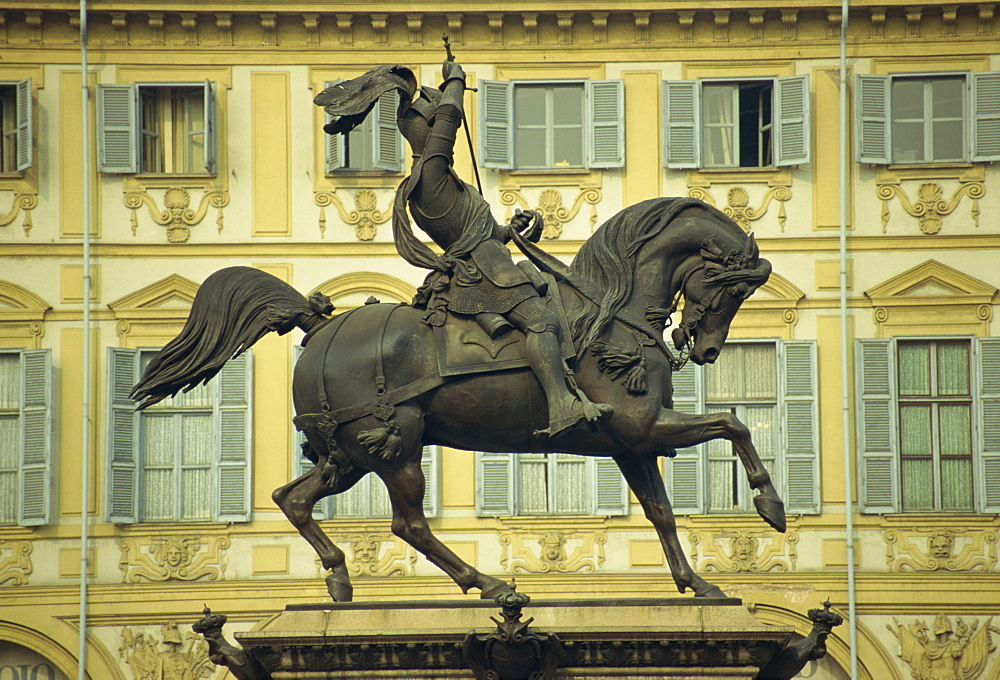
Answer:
[
  {"left": 326, "top": 573, "right": 354, "bottom": 602},
  {"left": 754, "top": 491, "right": 787, "bottom": 533},
  {"left": 693, "top": 581, "right": 727, "bottom": 598}
]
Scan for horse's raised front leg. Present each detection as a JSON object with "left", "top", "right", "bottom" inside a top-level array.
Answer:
[
  {"left": 651, "top": 407, "right": 786, "bottom": 533},
  {"left": 378, "top": 454, "right": 510, "bottom": 600},
  {"left": 613, "top": 453, "right": 725, "bottom": 598},
  {"left": 272, "top": 462, "right": 366, "bottom": 602}
]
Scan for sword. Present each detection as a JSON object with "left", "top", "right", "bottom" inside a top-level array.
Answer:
[{"left": 442, "top": 33, "right": 483, "bottom": 194}]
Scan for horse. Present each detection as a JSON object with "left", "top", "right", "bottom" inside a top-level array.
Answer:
[{"left": 131, "top": 197, "right": 783, "bottom": 603}]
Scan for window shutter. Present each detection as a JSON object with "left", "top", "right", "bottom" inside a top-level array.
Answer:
[
  {"left": 203, "top": 80, "right": 217, "bottom": 174},
  {"left": 662, "top": 80, "right": 700, "bottom": 169},
  {"left": 15, "top": 78, "right": 32, "bottom": 172},
  {"left": 107, "top": 348, "right": 139, "bottom": 523},
  {"left": 971, "top": 71, "right": 1000, "bottom": 163},
  {"left": 666, "top": 361, "right": 704, "bottom": 514},
  {"left": 593, "top": 457, "right": 628, "bottom": 515},
  {"left": 479, "top": 80, "right": 513, "bottom": 169},
  {"left": 421, "top": 445, "right": 439, "bottom": 517},
  {"left": 476, "top": 450, "right": 513, "bottom": 516},
  {"left": 775, "top": 75, "right": 810, "bottom": 167},
  {"left": 587, "top": 80, "right": 625, "bottom": 168},
  {"left": 779, "top": 341, "right": 820, "bottom": 514},
  {"left": 323, "top": 81, "right": 346, "bottom": 173},
  {"left": 216, "top": 351, "right": 252, "bottom": 522},
  {"left": 975, "top": 337, "right": 1000, "bottom": 512},
  {"left": 856, "top": 339, "right": 899, "bottom": 513},
  {"left": 97, "top": 84, "right": 138, "bottom": 173},
  {"left": 18, "top": 349, "right": 51, "bottom": 526},
  {"left": 856, "top": 75, "right": 890, "bottom": 164},
  {"left": 373, "top": 90, "right": 403, "bottom": 172}
]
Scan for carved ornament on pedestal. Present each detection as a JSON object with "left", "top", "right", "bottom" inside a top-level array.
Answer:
[
  {"left": 690, "top": 529, "right": 798, "bottom": 573},
  {"left": 884, "top": 528, "right": 998, "bottom": 572},
  {"left": 499, "top": 530, "right": 606, "bottom": 574},
  {"left": 0, "top": 540, "right": 32, "bottom": 586},
  {"left": 124, "top": 187, "right": 229, "bottom": 242},
  {"left": 119, "top": 535, "right": 230, "bottom": 583}
]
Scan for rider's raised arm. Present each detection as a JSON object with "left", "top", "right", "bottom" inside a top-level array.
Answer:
[{"left": 412, "top": 61, "right": 467, "bottom": 211}]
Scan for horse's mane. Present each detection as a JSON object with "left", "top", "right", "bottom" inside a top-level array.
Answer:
[{"left": 571, "top": 197, "right": 736, "bottom": 349}]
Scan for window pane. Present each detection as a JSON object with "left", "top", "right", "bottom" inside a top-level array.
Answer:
[
  {"left": 932, "top": 78, "right": 963, "bottom": 118},
  {"left": 514, "top": 127, "right": 546, "bottom": 169},
  {"left": 745, "top": 406, "right": 775, "bottom": 456},
  {"left": 892, "top": 80, "right": 924, "bottom": 119},
  {"left": 939, "top": 404, "right": 971, "bottom": 456},
  {"left": 892, "top": 121, "right": 925, "bottom": 163},
  {"left": 704, "top": 127, "right": 735, "bottom": 167},
  {"left": 0, "top": 416, "right": 16, "bottom": 470},
  {"left": 514, "top": 87, "right": 546, "bottom": 126},
  {"left": 0, "top": 354, "right": 19, "bottom": 408},
  {"left": 370, "top": 476, "right": 392, "bottom": 517},
  {"left": 344, "top": 120, "right": 373, "bottom": 171},
  {"left": 0, "top": 470, "right": 15, "bottom": 523},
  {"left": 143, "top": 469, "right": 174, "bottom": 520},
  {"left": 552, "top": 86, "right": 583, "bottom": 125},
  {"left": 181, "top": 468, "right": 211, "bottom": 520},
  {"left": 901, "top": 458, "right": 934, "bottom": 511},
  {"left": 931, "top": 119, "right": 963, "bottom": 162},
  {"left": 519, "top": 458, "right": 549, "bottom": 513},
  {"left": 181, "top": 414, "right": 213, "bottom": 465},
  {"left": 743, "top": 344, "right": 776, "bottom": 399},
  {"left": 555, "top": 456, "right": 587, "bottom": 513},
  {"left": 704, "top": 85, "right": 735, "bottom": 124},
  {"left": 900, "top": 405, "right": 932, "bottom": 456},
  {"left": 898, "top": 344, "right": 930, "bottom": 396},
  {"left": 940, "top": 457, "right": 973, "bottom": 511},
  {"left": 184, "top": 90, "right": 205, "bottom": 173},
  {"left": 708, "top": 459, "right": 738, "bottom": 511},
  {"left": 706, "top": 353, "right": 742, "bottom": 401},
  {"left": 552, "top": 127, "right": 584, "bottom": 167},
  {"left": 143, "top": 415, "right": 176, "bottom": 466},
  {"left": 937, "top": 343, "right": 970, "bottom": 395}
]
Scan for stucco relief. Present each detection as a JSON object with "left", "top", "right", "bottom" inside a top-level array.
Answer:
[
  {"left": 888, "top": 614, "right": 996, "bottom": 680},
  {"left": 687, "top": 185, "right": 792, "bottom": 233},
  {"left": 876, "top": 180, "right": 985, "bottom": 234},
  {"left": 314, "top": 188, "right": 392, "bottom": 240},
  {"left": 884, "top": 529, "right": 998, "bottom": 572},
  {"left": 119, "top": 621, "right": 214, "bottom": 680},
  {"left": 499, "top": 187, "right": 601, "bottom": 238},
  {"left": 0, "top": 192, "right": 37, "bottom": 236},
  {"left": 689, "top": 529, "right": 798, "bottom": 573},
  {"left": 498, "top": 530, "right": 606, "bottom": 574},
  {"left": 332, "top": 532, "right": 414, "bottom": 578},
  {"left": 0, "top": 540, "right": 32, "bottom": 585},
  {"left": 119, "top": 535, "right": 230, "bottom": 583},
  {"left": 123, "top": 187, "right": 229, "bottom": 242}
]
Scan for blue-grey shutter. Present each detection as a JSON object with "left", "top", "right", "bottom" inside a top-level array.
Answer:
[
  {"left": 108, "top": 348, "right": 139, "bottom": 523},
  {"left": 587, "top": 80, "right": 624, "bottom": 168},
  {"left": 323, "top": 80, "right": 346, "bottom": 173},
  {"left": 476, "top": 450, "right": 513, "bottom": 516},
  {"left": 97, "top": 84, "right": 138, "bottom": 173},
  {"left": 15, "top": 78, "right": 32, "bottom": 172},
  {"left": 216, "top": 351, "right": 252, "bottom": 522},
  {"left": 775, "top": 75, "right": 810, "bottom": 166},
  {"left": 779, "top": 341, "right": 819, "bottom": 514},
  {"left": 480, "top": 80, "right": 513, "bottom": 169},
  {"left": 856, "top": 75, "right": 890, "bottom": 164},
  {"left": 662, "top": 80, "right": 700, "bottom": 169},
  {"left": 856, "top": 339, "right": 899, "bottom": 513},
  {"left": 372, "top": 90, "right": 403, "bottom": 172},
  {"left": 975, "top": 337, "right": 1000, "bottom": 512},
  {"left": 666, "top": 361, "right": 704, "bottom": 514},
  {"left": 203, "top": 80, "right": 217, "bottom": 174},
  {"left": 421, "top": 445, "right": 438, "bottom": 517},
  {"left": 18, "top": 349, "right": 51, "bottom": 526},
  {"left": 593, "top": 457, "right": 628, "bottom": 515},
  {"left": 971, "top": 72, "right": 1000, "bottom": 163}
]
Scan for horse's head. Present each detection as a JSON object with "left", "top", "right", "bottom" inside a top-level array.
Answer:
[{"left": 670, "top": 234, "right": 771, "bottom": 365}]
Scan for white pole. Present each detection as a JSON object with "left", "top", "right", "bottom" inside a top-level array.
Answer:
[{"left": 78, "top": 1, "right": 91, "bottom": 678}]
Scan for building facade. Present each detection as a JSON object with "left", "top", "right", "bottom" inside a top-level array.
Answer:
[{"left": 0, "top": 2, "right": 998, "bottom": 679}]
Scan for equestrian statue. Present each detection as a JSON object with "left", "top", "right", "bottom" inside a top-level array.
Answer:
[{"left": 132, "top": 53, "right": 784, "bottom": 603}]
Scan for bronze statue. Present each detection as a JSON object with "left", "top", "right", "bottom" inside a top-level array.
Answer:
[{"left": 133, "top": 57, "right": 783, "bottom": 604}]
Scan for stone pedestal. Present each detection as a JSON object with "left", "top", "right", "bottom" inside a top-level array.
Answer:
[{"left": 219, "top": 597, "right": 797, "bottom": 679}]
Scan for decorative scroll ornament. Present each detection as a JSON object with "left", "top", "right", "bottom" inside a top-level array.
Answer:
[
  {"left": 119, "top": 535, "right": 230, "bottom": 582},
  {"left": 119, "top": 621, "right": 214, "bottom": 680},
  {"left": 499, "top": 530, "right": 606, "bottom": 574},
  {"left": 500, "top": 188, "right": 601, "bottom": 238},
  {"left": 0, "top": 541, "right": 32, "bottom": 586},
  {"left": 884, "top": 529, "right": 998, "bottom": 572},
  {"left": 888, "top": 615, "right": 997, "bottom": 680},
  {"left": 313, "top": 188, "right": 392, "bottom": 240},
  {"left": 687, "top": 185, "right": 792, "bottom": 233},
  {"left": 342, "top": 532, "right": 414, "bottom": 577},
  {"left": 0, "top": 193, "right": 37, "bottom": 236},
  {"left": 124, "top": 187, "right": 229, "bottom": 242},
  {"left": 690, "top": 529, "right": 798, "bottom": 573},
  {"left": 876, "top": 180, "right": 985, "bottom": 234}
]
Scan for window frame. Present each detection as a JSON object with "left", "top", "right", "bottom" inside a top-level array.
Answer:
[
  {"left": 0, "top": 79, "right": 33, "bottom": 174},
  {"left": 0, "top": 348, "right": 51, "bottom": 527}
]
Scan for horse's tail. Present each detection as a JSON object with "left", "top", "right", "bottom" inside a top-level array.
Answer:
[{"left": 131, "top": 266, "right": 333, "bottom": 410}]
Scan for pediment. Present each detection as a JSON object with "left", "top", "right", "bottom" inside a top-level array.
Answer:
[
  {"left": 865, "top": 260, "right": 997, "bottom": 306},
  {"left": 108, "top": 274, "right": 199, "bottom": 315},
  {"left": 743, "top": 272, "right": 805, "bottom": 307},
  {"left": 309, "top": 272, "right": 417, "bottom": 308},
  {"left": 0, "top": 281, "right": 51, "bottom": 316}
]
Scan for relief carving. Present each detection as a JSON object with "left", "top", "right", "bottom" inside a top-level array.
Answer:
[
  {"left": 0, "top": 192, "right": 38, "bottom": 236},
  {"left": 123, "top": 187, "right": 229, "bottom": 242},
  {"left": 340, "top": 532, "right": 414, "bottom": 577},
  {"left": 876, "top": 180, "right": 985, "bottom": 234},
  {"left": 689, "top": 529, "right": 798, "bottom": 573},
  {"left": 884, "top": 529, "right": 998, "bottom": 572},
  {"left": 0, "top": 540, "right": 32, "bottom": 586},
  {"left": 888, "top": 614, "right": 997, "bottom": 680},
  {"left": 314, "top": 188, "right": 392, "bottom": 240},
  {"left": 119, "top": 535, "right": 230, "bottom": 583},
  {"left": 500, "top": 188, "right": 601, "bottom": 238},
  {"left": 120, "top": 621, "right": 214, "bottom": 680},
  {"left": 499, "top": 530, "right": 606, "bottom": 574},
  {"left": 687, "top": 185, "right": 792, "bottom": 233}
]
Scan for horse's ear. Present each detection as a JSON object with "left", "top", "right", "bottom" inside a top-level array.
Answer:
[{"left": 743, "top": 233, "right": 759, "bottom": 264}]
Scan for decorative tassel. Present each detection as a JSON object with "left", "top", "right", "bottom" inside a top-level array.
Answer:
[
  {"left": 589, "top": 342, "right": 648, "bottom": 395},
  {"left": 358, "top": 423, "right": 402, "bottom": 461}
]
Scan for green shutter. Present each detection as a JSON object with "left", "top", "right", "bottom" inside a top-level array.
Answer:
[
  {"left": 323, "top": 81, "right": 346, "bottom": 173},
  {"left": 975, "top": 338, "right": 1000, "bottom": 512},
  {"left": 971, "top": 72, "right": 1000, "bottom": 163},
  {"left": 372, "top": 90, "right": 403, "bottom": 172},
  {"left": 480, "top": 80, "right": 512, "bottom": 169},
  {"left": 856, "top": 75, "right": 890, "bottom": 164},
  {"left": 476, "top": 450, "right": 513, "bottom": 516},
  {"left": 662, "top": 80, "right": 699, "bottom": 169},
  {"left": 775, "top": 75, "right": 810, "bottom": 166},
  {"left": 203, "top": 80, "right": 217, "bottom": 174},
  {"left": 421, "top": 445, "right": 438, "bottom": 517},
  {"left": 18, "top": 349, "right": 51, "bottom": 526},
  {"left": 780, "top": 341, "right": 819, "bottom": 514},
  {"left": 15, "top": 78, "right": 32, "bottom": 172},
  {"left": 97, "top": 84, "right": 138, "bottom": 173},
  {"left": 593, "top": 457, "right": 628, "bottom": 515},
  {"left": 856, "top": 339, "right": 899, "bottom": 513},
  {"left": 587, "top": 80, "right": 624, "bottom": 168},
  {"left": 107, "top": 348, "right": 139, "bottom": 523},
  {"left": 666, "top": 361, "right": 704, "bottom": 514},
  {"left": 216, "top": 351, "right": 252, "bottom": 522}
]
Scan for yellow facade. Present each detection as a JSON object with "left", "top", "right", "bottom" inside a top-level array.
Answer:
[{"left": 0, "top": 2, "right": 997, "bottom": 679}]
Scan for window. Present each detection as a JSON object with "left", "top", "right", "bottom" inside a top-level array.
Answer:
[
  {"left": 476, "top": 452, "right": 627, "bottom": 517},
  {"left": 856, "top": 72, "right": 1000, "bottom": 164},
  {"left": 479, "top": 79, "right": 624, "bottom": 170},
  {"left": 0, "top": 349, "right": 51, "bottom": 526},
  {"left": 97, "top": 81, "right": 217, "bottom": 174},
  {"left": 107, "top": 348, "right": 251, "bottom": 523},
  {"left": 325, "top": 85, "right": 403, "bottom": 173},
  {"left": 0, "top": 79, "right": 33, "bottom": 173},
  {"left": 857, "top": 337, "right": 1000, "bottom": 513},
  {"left": 665, "top": 340, "right": 819, "bottom": 515},
  {"left": 663, "top": 76, "right": 809, "bottom": 169}
]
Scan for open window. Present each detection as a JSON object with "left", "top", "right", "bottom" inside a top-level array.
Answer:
[
  {"left": 0, "top": 79, "right": 33, "bottom": 173},
  {"left": 324, "top": 82, "right": 403, "bottom": 174}
]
